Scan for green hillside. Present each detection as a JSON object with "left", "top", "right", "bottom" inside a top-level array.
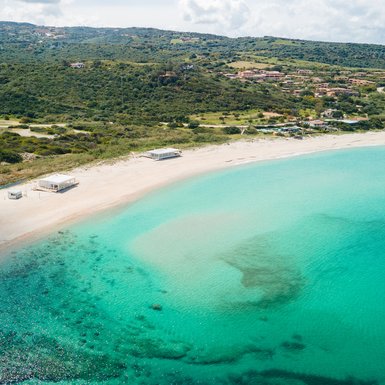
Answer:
[
  {"left": 1, "top": 22, "right": 385, "bottom": 68},
  {"left": 1, "top": 22, "right": 385, "bottom": 185}
]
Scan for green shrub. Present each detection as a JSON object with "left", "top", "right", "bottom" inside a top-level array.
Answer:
[
  {"left": 0, "top": 150, "right": 22, "bottom": 163},
  {"left": 20, "top": 117, "right": 33, "bottom": 124},
  {"left": 223, "top": 126, "right": 241, "bottom": 134},
  {"left": 188, "top": 121, "right": 200, "bottom": 129}
]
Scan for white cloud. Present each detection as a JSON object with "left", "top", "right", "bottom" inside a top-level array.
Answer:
[
  {"left": 240, "top": 0, "right": 385, "bottom": 44},
  {"left": 177, "top": 0, "right": 385, "bottom": 43},
  {"left": 0, "top": 0, "right": 61, "bottom": 25},
  {"left": 0, "top": 0, "right": 93, "bottom": 26},
  {"left": 179, "top": 0, "right": 251, "bottom": 33},
  {"left": 0, "top": 0, "right": 385, "bottom": 44},
  {"left": 20, "top": 0, "right": 60, "bottom": 3}
]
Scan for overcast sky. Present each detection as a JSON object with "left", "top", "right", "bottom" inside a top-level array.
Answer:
[{"left": 1, "top": 0, "right": 385, "bottom": 44}]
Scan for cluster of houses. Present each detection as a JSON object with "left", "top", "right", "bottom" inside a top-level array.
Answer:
[
  {"left": 223, "top": 66, "right": 385, "bottom": 100},
  {"left": 305, "top": 119, "right": 360, "bottom": 128},
  {"left": 34, "top": 28, "right": 66, "bottom": 40},
  {"left": 254, "top": 117, "right": 364, "bottom": 135},
  {"left": 312, "top": 86, "right": 359, "bottom": 97},
  {"left": 224, "top": 69, "right": 284, "bottom": 81},
  {"left": 179, "top": 37, "right": 200, "bottom": 43}
]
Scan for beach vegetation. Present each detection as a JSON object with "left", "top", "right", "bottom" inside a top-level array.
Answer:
[
  {"left": 0, "top": 149, "right": 23, "bottom": 164},
  {"left": 187, "top": 121, "right": 200, "bottom": 129},
  {"left": 223, "top": 126, "right": 242, "bottom": 135}
]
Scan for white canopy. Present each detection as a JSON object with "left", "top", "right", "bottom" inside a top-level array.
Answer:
[
  {"left": 39, "top": 174, "right": 74, "bottom": 184},
  {"left": 38, "top": 174, "right": 77, "bottom": 192},
  {"left": 147, "top": 148, "right": 180, "bottom": 155}
]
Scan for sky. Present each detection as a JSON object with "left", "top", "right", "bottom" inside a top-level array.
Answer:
[{"left": 1, "top": 0, "right": 385, "bottom": 44}]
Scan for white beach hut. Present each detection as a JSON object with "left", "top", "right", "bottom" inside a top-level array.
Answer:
[
  {"left": 8, "top": 190, "right": 22, "bottom": 200},
  {"left": 144, "top": 148, "right": 181, "bottom": 161},
  {"left": 37, "top": 174, "right": 78, "bottom": 192}
]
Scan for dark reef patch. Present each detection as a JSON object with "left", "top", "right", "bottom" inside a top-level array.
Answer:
[
  {"left": 280, "top": 340, "right": 306, "bottom": 352},
  {"left": 257, "top": 370, "right": 378, "bottom": 385},
  {"left": 0, "top": 330, "right": 125, "bottom": 384},
  {"left": 221, "top": 234, "right": 305, "bottom": 309}
]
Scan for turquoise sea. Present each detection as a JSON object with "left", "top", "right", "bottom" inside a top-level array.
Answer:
[{"left": 1, "top": 147, "right": 385, "bottom": 384}]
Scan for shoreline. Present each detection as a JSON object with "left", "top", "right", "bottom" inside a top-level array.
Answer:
[{"left": 1, "top": 131, "right": 385, "bottom": 254}]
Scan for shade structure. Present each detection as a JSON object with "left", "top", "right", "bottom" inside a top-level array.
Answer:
[
  {"left": 38, "top": 174, "right": 78, "bottom": 192},
  {"left": 144, "top": 148, "right": 181, "bottom": 161}
]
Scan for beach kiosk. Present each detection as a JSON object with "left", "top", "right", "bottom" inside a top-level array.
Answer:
[
  {"left": 144, "top": 148, "right": 181, "bottom": 161},
  {"left": 37, "top": 174, "right": 78, "bottom": 192},
  {"left": 8, "top": 190, "right": 22, "bottom": 200}
]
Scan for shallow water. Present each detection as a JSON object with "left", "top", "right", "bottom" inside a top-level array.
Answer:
[{"left": 1, "top": 147, "right": 385, "bottom": 384}]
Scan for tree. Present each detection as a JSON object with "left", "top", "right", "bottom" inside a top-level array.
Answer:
[
  {"left": 223, "top": 126, "right": 241, "bottom": 134},
  {"left": 188, "top": 121, "right": 200, "bottom": 129},
  {"left": 332, "top": 110, "right": 344, "bottom": 119}
]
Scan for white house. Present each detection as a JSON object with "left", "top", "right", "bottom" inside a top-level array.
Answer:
[
  {"left": 144, "top": 148, "right": 181, "bottom": 161},
  {"left": 38, "top": 174, "right": 78, "bottom": 192},
  {"left": 8, "top": 190, "right": 22, "bottom": 200},
  {"left": 308, "top": 120, "right": 327, "bottom": 128},
  {"left": 70, "top": 62, "right": 85, "bottom": 69}
]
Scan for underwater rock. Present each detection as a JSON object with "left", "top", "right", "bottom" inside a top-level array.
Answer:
[
  {"left": 280, "top": 341, "right": 306, "bottom": 352},
  {"left": 129, "top": 337, "right": 191, "bottom": 359},
  {"left": 227, "top": 369, "right": 380, "bottom": 385},
  {"left": 259, "top": 369, "right": 378, "bottom": 385},
  {"left": 292, "top": 334, "right": 303, "bottom": 341},
  {"left": 128, "top": 316, "right": 156, "bottom": 335},
  {"left": 227, "top": 371, "right": 286, "bottom": 385},
  {"left": 150, "top": 303, "right": 163, "bottom": 311},
  {"left": 187, "top": 344, "right": 274, "bottom": 365}
]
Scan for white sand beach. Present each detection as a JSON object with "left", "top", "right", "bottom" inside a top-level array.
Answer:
[{"left": 1, "top": 131, "right": 385, "bottom": 251}]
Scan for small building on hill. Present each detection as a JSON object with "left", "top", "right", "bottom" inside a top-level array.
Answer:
[
  {"left": 238, "top": 70, "right": 257, "bottom": 79},
  {"left": 340, "top": 119, "right": 361, "bottom": 125},
  {"left": 263, "top": 71, "right": 284, "bottom": 79},
  {"left": 38, "top": 174, "right": 78, "bottom": 192},
  {"left": 70, "top": 62, "right": 85, "bottom": 69},
  {"left": 308, "top": 120, "right": 327, "bottom": 128},
  {"left": 144, "top": 148, "right": 181, "bottom": 161}
]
